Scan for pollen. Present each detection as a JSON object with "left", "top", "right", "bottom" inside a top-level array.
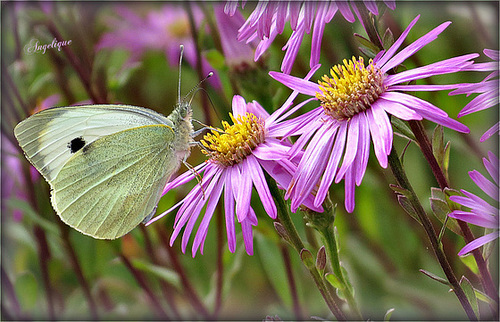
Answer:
[
  {"left": 316, "top": 56, "right": 386, "bottom": 120},
  {"left": 201, "top": 112, "right": 266, "bottom": 167}
]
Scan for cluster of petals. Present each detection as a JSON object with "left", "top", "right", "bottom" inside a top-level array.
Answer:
[
  {"left": 448, "top": 151, "right": 499, "bottom": 256},
  {"left": 450, "top": 49, "right": 499, "bottom": 142},
  {"left": 269, "top": 15, "right": 476, "bottom": 213},
  {"left": 147, "top": 94, "right": 322, "bottom": 256},
  {"left": 225, "top": 0, "right": 395, "bottom": 73}
]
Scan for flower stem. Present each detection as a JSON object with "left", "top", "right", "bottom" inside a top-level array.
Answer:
[
  {"left": 302, "top": 200, "right": 362, "bottom": 319},
  {"left": 264, "top": 172, "right": 347, "bottom": 320},
  {"left": 119, "top": 252, "right": 169, "bottom": 319},
  {"left": 388, "top": 145, "right": 477, "bottom": 320},
  {"left": 409, "top": 120, "right": 499, "bottom": 311}
]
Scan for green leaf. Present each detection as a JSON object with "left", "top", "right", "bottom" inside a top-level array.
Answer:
[
  {"left": 473, "top": 288, "right": 496, "bottom": 306},
  {"left": 131, "top": 259, "right": 181, "bottom": 289},
  {"left": 397, "top": 194, "right": 421, "bottom": 225},
  {"left": 459, "top": 254, "right": 479, "bottom": 275},
  {"left": 354, "top": 33, "right": 379, "bottom": 58},
  {"left": 15, "top": 272, "right": 38, "bottom": 310},
  {"left": 300, "top": 248, "right": 315, "bottom": 269},
  {"left": 391, "top": 118, "right": 416, "bottom": 142},
  {"left": 384, "top": 308, "right": 395, "bottom": 321},
  {"left": 443, "top": 141, "right": 451, "bottom": 179},
  {"left": 325, "top": 273, "right": 342, "bottom": 290},
  {"left": 459, "top": 276, "right": 479, "bottom": 318},
  {"left": 419, "top": 269, "right": 451, "bottom": 286},
  {"left": 382, "top": 28, "right": 394, "bottom": 49},
  {"left": 7, "top": 198, "right": 59, "bottom": 236},
  {"left": 429, "top": 197, "right": 461, "bottom": 236},
  {"left": 432, "top": 125, "right": 444, "bottom": 168},
  {"left": 340, "top": 265, "right": 354, "bottom": 296}
]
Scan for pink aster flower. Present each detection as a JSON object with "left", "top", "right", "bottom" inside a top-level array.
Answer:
[
  {"left": 228, "top": 0, "right": 395, "bottom": 74},
  {"left": 450, "top": 49, "right": 499, "bottom": 142},
  {"left": 97, "top": 4, "right": 220, "bottom": 88},
  {"left": 448, "top": 151, "right": 499, "bottom": 256},
  {"left": 147, "top": 94, "right": 322, "bottom": 256},
  {"left": 269, "top": 15, "right": 475, "bottom": 213}
]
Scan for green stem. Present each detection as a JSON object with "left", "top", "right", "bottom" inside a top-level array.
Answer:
[
  {"left": 264, "top": 172, "right": 347, "bottom": 320},
  {"left": 319, "top": 224, "right": 362, "bottom": 319},
  {"left": 408, "top": 120, "right": 499, "bottom": 311},
  {"left": 302, "top": 199, "right": 362, "bottom": 319},
  {"left": 388, "top": 146, "right": 477, "bottom": 320}
]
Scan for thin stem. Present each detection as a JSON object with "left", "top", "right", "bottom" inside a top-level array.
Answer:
[
  {"left": 56, "top": 221, "right": 98, "bottom": 319},
  {"left": 214, "top": 205, "right": 224, "bottom": 318},
  {"left": 44, "top": 21, "right": 106, "bottom": 104},
  {"left": 408, "top": 119, "right": 499, "bottom": 313},
  {"left": 264, "top": 172, "right": 347, "bottom": 320},
  {"left": 140, "top": 226, "right": 181, "bottom": 319},
  {"left": 1, "top": 266, "right": 22, "bottom": 319},
  {"left": 319, "top": 225, "right": 362, "bottom": 319},
  {"left": 388, "top": 146, "right": 477, "bottom": 320},
  {"left": 156, "top": 225, "right": 211, "bottom": 318},
  {"left": 119, "top": 252, "right": 169, "bottom": 319},
  {"left": 303, "top": 200, "right": 362, "bottom": 319},
  {"left": 280, "top": 245, "right": 304, "bottom": 320},
  {"left": 185, "top": 2, "right": 212, "bottom": 125}
]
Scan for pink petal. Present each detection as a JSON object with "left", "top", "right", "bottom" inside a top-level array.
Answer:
[
  {"left": 469, "top": 170, "right": 499, "bottom": 201},
  {"left": 315, "top": 122, "right": 347, "bottom": 207},
  {"left": 458, "top": 232, "right": 499, "bottom": 256},
  {"left": 246, "top": 155, "right": 277, "bottom": 218},
  {"left": 224, "top": 176, "right": 236, "bottom": 253},
  {"left": 269, "top": 71, "right": 321, "bottom": 96},
  {"left": 382, "top": 21, "right": 451, "bottom": 73},
  {"left": 376, "top": 15, "right": 420, "bottom": 67},
  {"left": 335, "top": 116, "right": 359, "bottom": 182}
]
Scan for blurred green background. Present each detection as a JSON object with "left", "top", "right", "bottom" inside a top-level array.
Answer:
[{"left": 1, "top": 1, "right": 498, "bottom": 320}]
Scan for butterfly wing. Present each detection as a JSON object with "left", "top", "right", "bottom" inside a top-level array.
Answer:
[
  {"left": 14, "top": 104, "right": 173, "bottom": 182},
  {"left": 50, "top": 124, "right": 179, "bottom": 239}
]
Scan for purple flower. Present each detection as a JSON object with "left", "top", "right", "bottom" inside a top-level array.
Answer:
[
  {"left": 214, "top": 4, "right": 256, "bottom": 70},
  {"left": 229, "top": 0, "right": 395, "bottom": 74},
  {"left": 269, "top": 15, "right": 476, "bottom": 213},
  {"left": 450, "top": 49, "right": 499, "bottom": 142},
  {"left": 97, "top": 5, "right": 221, "bottom": 88},
  {"left": 2, "top": 137, "right": 39, "bottom": 221},
  {"left": 448, "top": 151, "right": 499, "bottom": 256},
  {"left": 147, "top": 94, "right": 322, "bottom": 256}
]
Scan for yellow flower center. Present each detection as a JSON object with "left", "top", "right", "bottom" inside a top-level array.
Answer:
[
  {"left": 201, "top": 112, "right": 266, "bottom": 167},
  {"left": 316, "top": 56, "right": 386, "bottom": 120},
  {"left": 168, "top": 18, "right": 190, "bottom": 38}
]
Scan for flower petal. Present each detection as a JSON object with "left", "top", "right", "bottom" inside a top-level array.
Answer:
[
  {"left": 315, "top": 122, "right": 347, "bottom": 207},
  {"left": 232, "top": 163, "right": 251, "bottom": 222},
  {"left": 246, "top": 155, "right": 277, "bottom": 218},
  {"left": 224, "top": 175, "right": 236, "bottom": 253},
  {"left": 448, "top": 210, "right": 498, "bottom": 229},
  {"left": 469, "top": 170, "right": 499, "bottom": 201},
  {"left": 192, "top": 169, "right": 226, "bottom": 256},
  {"left": 382, "top": 21, "right": 451, "bottom": 73},
  {"left": 376, "top": 15, "right": 420, "bottom": 67},
  {"left": 335, "top": 115, "right": 360, "bottom": 182},
  {"left": 269, "top": 71, "right": 321, "bottom": 96},
  {"left": 457, "top": 232, "right": 499, "bottom": 256}
]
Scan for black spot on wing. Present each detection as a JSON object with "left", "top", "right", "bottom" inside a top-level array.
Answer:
[{"left": 68, "top": 137, "right": 86, "bottom": 153}]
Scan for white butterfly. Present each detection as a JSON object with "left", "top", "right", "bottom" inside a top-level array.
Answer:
[{"left": 14, "top": 46, "right": 197, "bottom": 239}]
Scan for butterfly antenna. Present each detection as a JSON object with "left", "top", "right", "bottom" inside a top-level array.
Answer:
[{"left": 178, "top": 45, "right": 184, "bottom": 104}]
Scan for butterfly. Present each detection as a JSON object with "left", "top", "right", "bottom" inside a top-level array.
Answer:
[{"left": 14, "top": 46, "right": 198, "bottom": 239}]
